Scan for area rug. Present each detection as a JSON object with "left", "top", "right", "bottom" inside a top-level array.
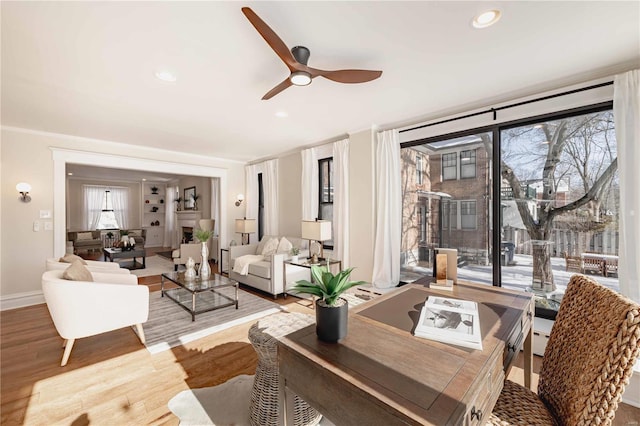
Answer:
[
  {"left": 144, "top": 289, "right": 283, "bottom": 354},
  {"left": 168, "top": 375, "right": 333, "bottom": 426},
  {"left": 130, "top": 255, "right": 175, "bottom": 278}
]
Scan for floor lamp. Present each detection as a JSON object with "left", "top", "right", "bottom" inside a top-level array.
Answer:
[
  {"left": 235, "top": 217, "right": 257, "bottom": 245},
  {"left": 301, "top": 219, "right": 332, "bottom": 260}
]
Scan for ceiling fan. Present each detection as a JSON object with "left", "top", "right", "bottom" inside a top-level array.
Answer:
[{"left": 241, "top": 7, "right": 383, "bottom": 100}]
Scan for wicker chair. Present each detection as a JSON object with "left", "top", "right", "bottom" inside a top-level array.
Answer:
[
  {"left": 488, "top": 275, "right": 640, "bottom": 425},
  {"left": 248, "top": 312, "right": 322, "bottom": 426}
]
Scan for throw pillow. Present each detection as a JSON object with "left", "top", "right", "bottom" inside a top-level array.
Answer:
[
  {"left": 255, "top": 235, "right": 272, "bottom": 255},
  {"left": 62, "top": 260, "right": 93, "bottom": 282},
  {"left": 59, "top": 254, "right": 88, "bottom": 265},
  {"left": 277, "top": 237, "right": 293, "bottom": 254},
  {"left": 261, "top": 237, "right": 280, "bottom": 256},
  {"left": 76, "top": 232, "right": 94, "bottom": 241}
]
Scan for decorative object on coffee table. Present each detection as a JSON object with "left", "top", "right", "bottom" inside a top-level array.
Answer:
[
  {"left": 292, "top": 265, "right": 364, "bottom": 342},
  {"left": 194, "top": 229, "right": 212, "bottom": 279},
  {"left": 184, "top": 257, "right": 197, "bottom": 281}
]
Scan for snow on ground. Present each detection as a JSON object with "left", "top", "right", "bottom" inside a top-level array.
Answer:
[{"left": 402, "top": 253, "right": 620, "bottom": 296}]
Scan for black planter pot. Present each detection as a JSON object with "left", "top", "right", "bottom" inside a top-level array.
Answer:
[{"left": 315, "top": 298, "right": 348, "bottom": 342}]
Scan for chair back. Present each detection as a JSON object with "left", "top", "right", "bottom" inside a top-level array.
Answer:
[{"left": 538, "top": 275, "right": 640, "bottom": 425}]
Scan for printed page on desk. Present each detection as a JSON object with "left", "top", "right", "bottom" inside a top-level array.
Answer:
[{"left": 414, "top": 296, "right": 483, "bottom": 350}]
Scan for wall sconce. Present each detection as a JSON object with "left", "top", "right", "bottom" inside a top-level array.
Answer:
[
  {"left": 16, "top": 182, "right": 32, "bottom": 203},
  {"left": 235, "top": 193, "right": 245, "bottom": 207}
]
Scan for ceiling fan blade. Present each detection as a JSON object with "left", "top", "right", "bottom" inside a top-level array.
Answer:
[
  {"left": 242, "top": 7, "right": 298, "bottom": 71},
  {"left": 310, "top": 68, "right": 382, "bottom": 84},
  {"left": 262, "top": 78, "right": 294, "bottom": 100}
]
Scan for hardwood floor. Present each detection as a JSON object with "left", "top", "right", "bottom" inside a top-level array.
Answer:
[{"left": 2, "top": 264, "right": 639, "bottom": 425}]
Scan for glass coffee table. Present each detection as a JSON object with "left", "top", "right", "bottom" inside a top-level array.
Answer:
[{"left": 161, "top": 271, "right": 239, "bottom": 321}]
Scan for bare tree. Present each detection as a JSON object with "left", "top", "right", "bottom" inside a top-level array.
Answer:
[{"left": 501, "top": 111, "right": 617, "bottom": 289}]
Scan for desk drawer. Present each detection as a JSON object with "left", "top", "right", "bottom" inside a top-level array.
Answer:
[
  {"left": 503, "top": 299, "right": 534, "bottom": 371},
  {"left": 464, "top": 350, "right": 504, "bottom": 425}
]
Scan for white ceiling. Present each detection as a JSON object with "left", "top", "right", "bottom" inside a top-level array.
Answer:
[{"left": 2, "top": 1, "right": 639, "bottom": 163}]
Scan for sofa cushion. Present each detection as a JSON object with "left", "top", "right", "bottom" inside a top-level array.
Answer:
[
  {"left": 62, "top": 260, "right": 93, "bottom": 282},
  {"left": 76, "top": 232, "right": 94, "bottom": 241},
  {"left": 59, "top": 254, "right": 88, "bottom": 265},
  {"left": 248, "top": 261, "right": 271, "bottom": 279},
  {"left": 277, "top": 237, "right": 293, "bottom": 254},
  {"left": 261, "top": 238, "right": 279, "bottom": 256}
]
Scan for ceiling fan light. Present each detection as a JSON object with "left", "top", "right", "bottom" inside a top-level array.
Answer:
[{"left": 290, "top": 71, "right": 311, "bottom": 86}]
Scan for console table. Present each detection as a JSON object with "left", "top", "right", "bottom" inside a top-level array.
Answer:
[{"left": 277, "top": 282, "right": 534, "bottom": 425}]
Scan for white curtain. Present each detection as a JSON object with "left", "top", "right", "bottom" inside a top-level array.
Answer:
[
  {"left": 301, "top": 148, "right": 319, "bottom": 220},
  {"left": 614, "top": 69, "right": 640, "bottom": 302},
  {"left": 263, "top": 159, "right": 279, "bottom": 236},
  {"left": 165, "top": 185, "right": 178, "bottom": 248},
  {"left": 83, "top": 185, "right": 104, "bottom": 229},
  {"left": 110, "top": 187, "right": 129, "bottom": 229},
  {"left": 211, "top": 178, "right": 220, "bottom": 236},
  {"left": 333, "top": 138, "right": 350, "bottom": 267},
  {"left": 372, "top": 129, "right": 401, "bottom": 288}
]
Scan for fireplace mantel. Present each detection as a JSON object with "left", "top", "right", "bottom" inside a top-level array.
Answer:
[{"left": 175, "top": 211, "right": 203, "bottom": 221}]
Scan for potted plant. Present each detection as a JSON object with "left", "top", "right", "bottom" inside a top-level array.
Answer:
[
  {"left": 194, "top": 229, "right": 212, "bottom": 278},
  {"left": 191, "top": 193, "right": 201, "bottom": 211},
  {"left": 290, "top": 247, "right": 300, "bottom": 263},
  {"left": 292, "top": 265, "right": 365, "bottom": 342},
  {"left": 174, "top": 196, "right": 183, "bottom": 211}
]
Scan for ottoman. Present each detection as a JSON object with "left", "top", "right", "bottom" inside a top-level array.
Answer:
[{"left": 248, "top": 312, "right": 322, "bottom": 426}]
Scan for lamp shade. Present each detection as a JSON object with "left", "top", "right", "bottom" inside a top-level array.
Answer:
[
  {"left": 235, "top": 218, "right": 257, "bottom": 233},
  {"left": 301, "top": 220, "right": 332, "bottom": 241}
]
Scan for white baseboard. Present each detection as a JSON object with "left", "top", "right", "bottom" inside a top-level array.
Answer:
[{"left": 1, "top": 291, "right": 45, "bottom": 311}]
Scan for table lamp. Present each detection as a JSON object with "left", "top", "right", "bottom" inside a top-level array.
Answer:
[
  {"left": 301, "top": 219, "right": 332, "bottom": 260},
  {"left": 235, "top": 217, "right": 257, "bottom": 245}
]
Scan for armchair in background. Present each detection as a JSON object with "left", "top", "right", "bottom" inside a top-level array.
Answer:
[{"left": 67, "top": 231, "right": 103, "bottom": 254}]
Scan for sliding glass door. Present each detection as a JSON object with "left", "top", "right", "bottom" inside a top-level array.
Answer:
[{"left": 401, "top": 133, "right": 494, "bottom": 285}]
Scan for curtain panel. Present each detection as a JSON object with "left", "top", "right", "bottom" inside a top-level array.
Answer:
[
  {"left": 372, "top": 129, "right": 402, "bottom": 288},
  {"left": 333, "top": 138, "right": 350, "bottom": 268},
  {"left": 614, "top": 69, "right": 640, "bottom": 302}
]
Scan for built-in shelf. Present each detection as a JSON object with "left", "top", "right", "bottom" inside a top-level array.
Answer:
[{"left": 142, "top": 182, "right": 166, "bottom": 247}]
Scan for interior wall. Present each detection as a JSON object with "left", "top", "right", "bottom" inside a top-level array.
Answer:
[
  {"left": 347, "top": 128, "right": 376, "bottom": 283},
  {"left": 66, "top": 178, "right": 142, "bottom": 230},
  {"left": 178, "top": 176, "right": 212, "bottom": 219},
  {"left": 277, "top": 152, "right": 302, "bottom": 238},
  {"left": 0, "top": 127, "right": 245, "bottom": 307}
]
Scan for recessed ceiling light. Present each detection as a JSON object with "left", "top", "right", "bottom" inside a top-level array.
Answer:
[
  {"left": 473, "top": 9, "right": 501, "bottom": 29},
  {"left": 275, "top": 111, "right": 288, "bottom": 118},
  {"left": 142, "top": 178, "right": 147, "bottom": 181},
  {"left": 155, "top": 70, "right": 177, "bottom": 82},
  {"left": 67, "top": 172, "right": 73, "bottom": 176}
]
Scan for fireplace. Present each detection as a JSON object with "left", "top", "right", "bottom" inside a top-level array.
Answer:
[{"left": 182, "top": 227, "right": 193, "bottom": 243}]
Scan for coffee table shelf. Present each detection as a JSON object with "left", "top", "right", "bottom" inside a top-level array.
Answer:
[
  {"left": 103, "top": 247, "right": 146, "bottom": 270},
  {"left": 161, "top": 271, "right": 239, "bottom": 321}
]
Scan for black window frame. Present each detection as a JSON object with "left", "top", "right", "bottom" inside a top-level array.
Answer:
[{"left": 318, "top": 157, "right": 334, "bottom": 250}]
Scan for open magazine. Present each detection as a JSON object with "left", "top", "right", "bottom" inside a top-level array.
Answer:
[{"left": 414, "top": 296, "right": 482, "bottom": 350}]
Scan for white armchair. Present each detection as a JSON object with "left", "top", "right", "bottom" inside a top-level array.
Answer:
[
  {"left": 172, "top": 243, "right": 203, "bottom": 271},
  {"left": 46, "top": 258, "right": 131, "bottom": 274},
  {"left": 41, "top": 270, "right": 149, "bottom": 366}
]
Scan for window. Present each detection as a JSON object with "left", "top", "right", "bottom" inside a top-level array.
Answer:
[
  {"left": 419, "top": 204, "right": 427, "bottom": 242},
  {"left": 460, "top": 150, "right": 476, "bottom": 178},
  {"left": 442, "top": 200, "right": 458, "bottom": 230},
  {"left": 84, "top": 185, "right": 128, "bottom": 230},
  {"left": 416, "top": 155, "right": 423, "bottom": 185},
  {"left": 442, "top": 153, "right": 457, "bottom": 180},
  {"left": 318, "top": 157, "right": 334, "bottom": 248},
  {"left": 460, "top": 200, "right": 477, "bottom": 229}
]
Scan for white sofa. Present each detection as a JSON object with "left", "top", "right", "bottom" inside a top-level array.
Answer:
[
  {"left": 228, "top": 236, "right": 310, "bottom": 298},
  {"left": 42, "top": 269, "right": 149, "bottom": 366},
  {"left": 46, "top": 258, "right": 131, "bottom": 274}
]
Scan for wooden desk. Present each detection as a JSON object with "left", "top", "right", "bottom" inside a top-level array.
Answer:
[{"left": 277, "top": 282, "right": 533, "bottom": 425}]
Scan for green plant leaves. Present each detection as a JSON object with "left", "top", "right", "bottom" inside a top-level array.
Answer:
[{"left": 291, "top": 265, "right": 366, "bottom": 306}]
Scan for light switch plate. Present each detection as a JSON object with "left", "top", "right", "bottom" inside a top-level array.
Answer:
[
  {"left": 33, "top": 221, "right": 40, "bottom": 232},
  {"left": 39, "top": 210, "right": 52, "bottom": 219},
  {"left": 44, "top": 221, "right": 53, "bottom": 231}
]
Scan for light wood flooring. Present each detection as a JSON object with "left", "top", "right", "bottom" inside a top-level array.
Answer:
[{"left": 2, "top": 252, "right": 639, "bottom": 425}]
